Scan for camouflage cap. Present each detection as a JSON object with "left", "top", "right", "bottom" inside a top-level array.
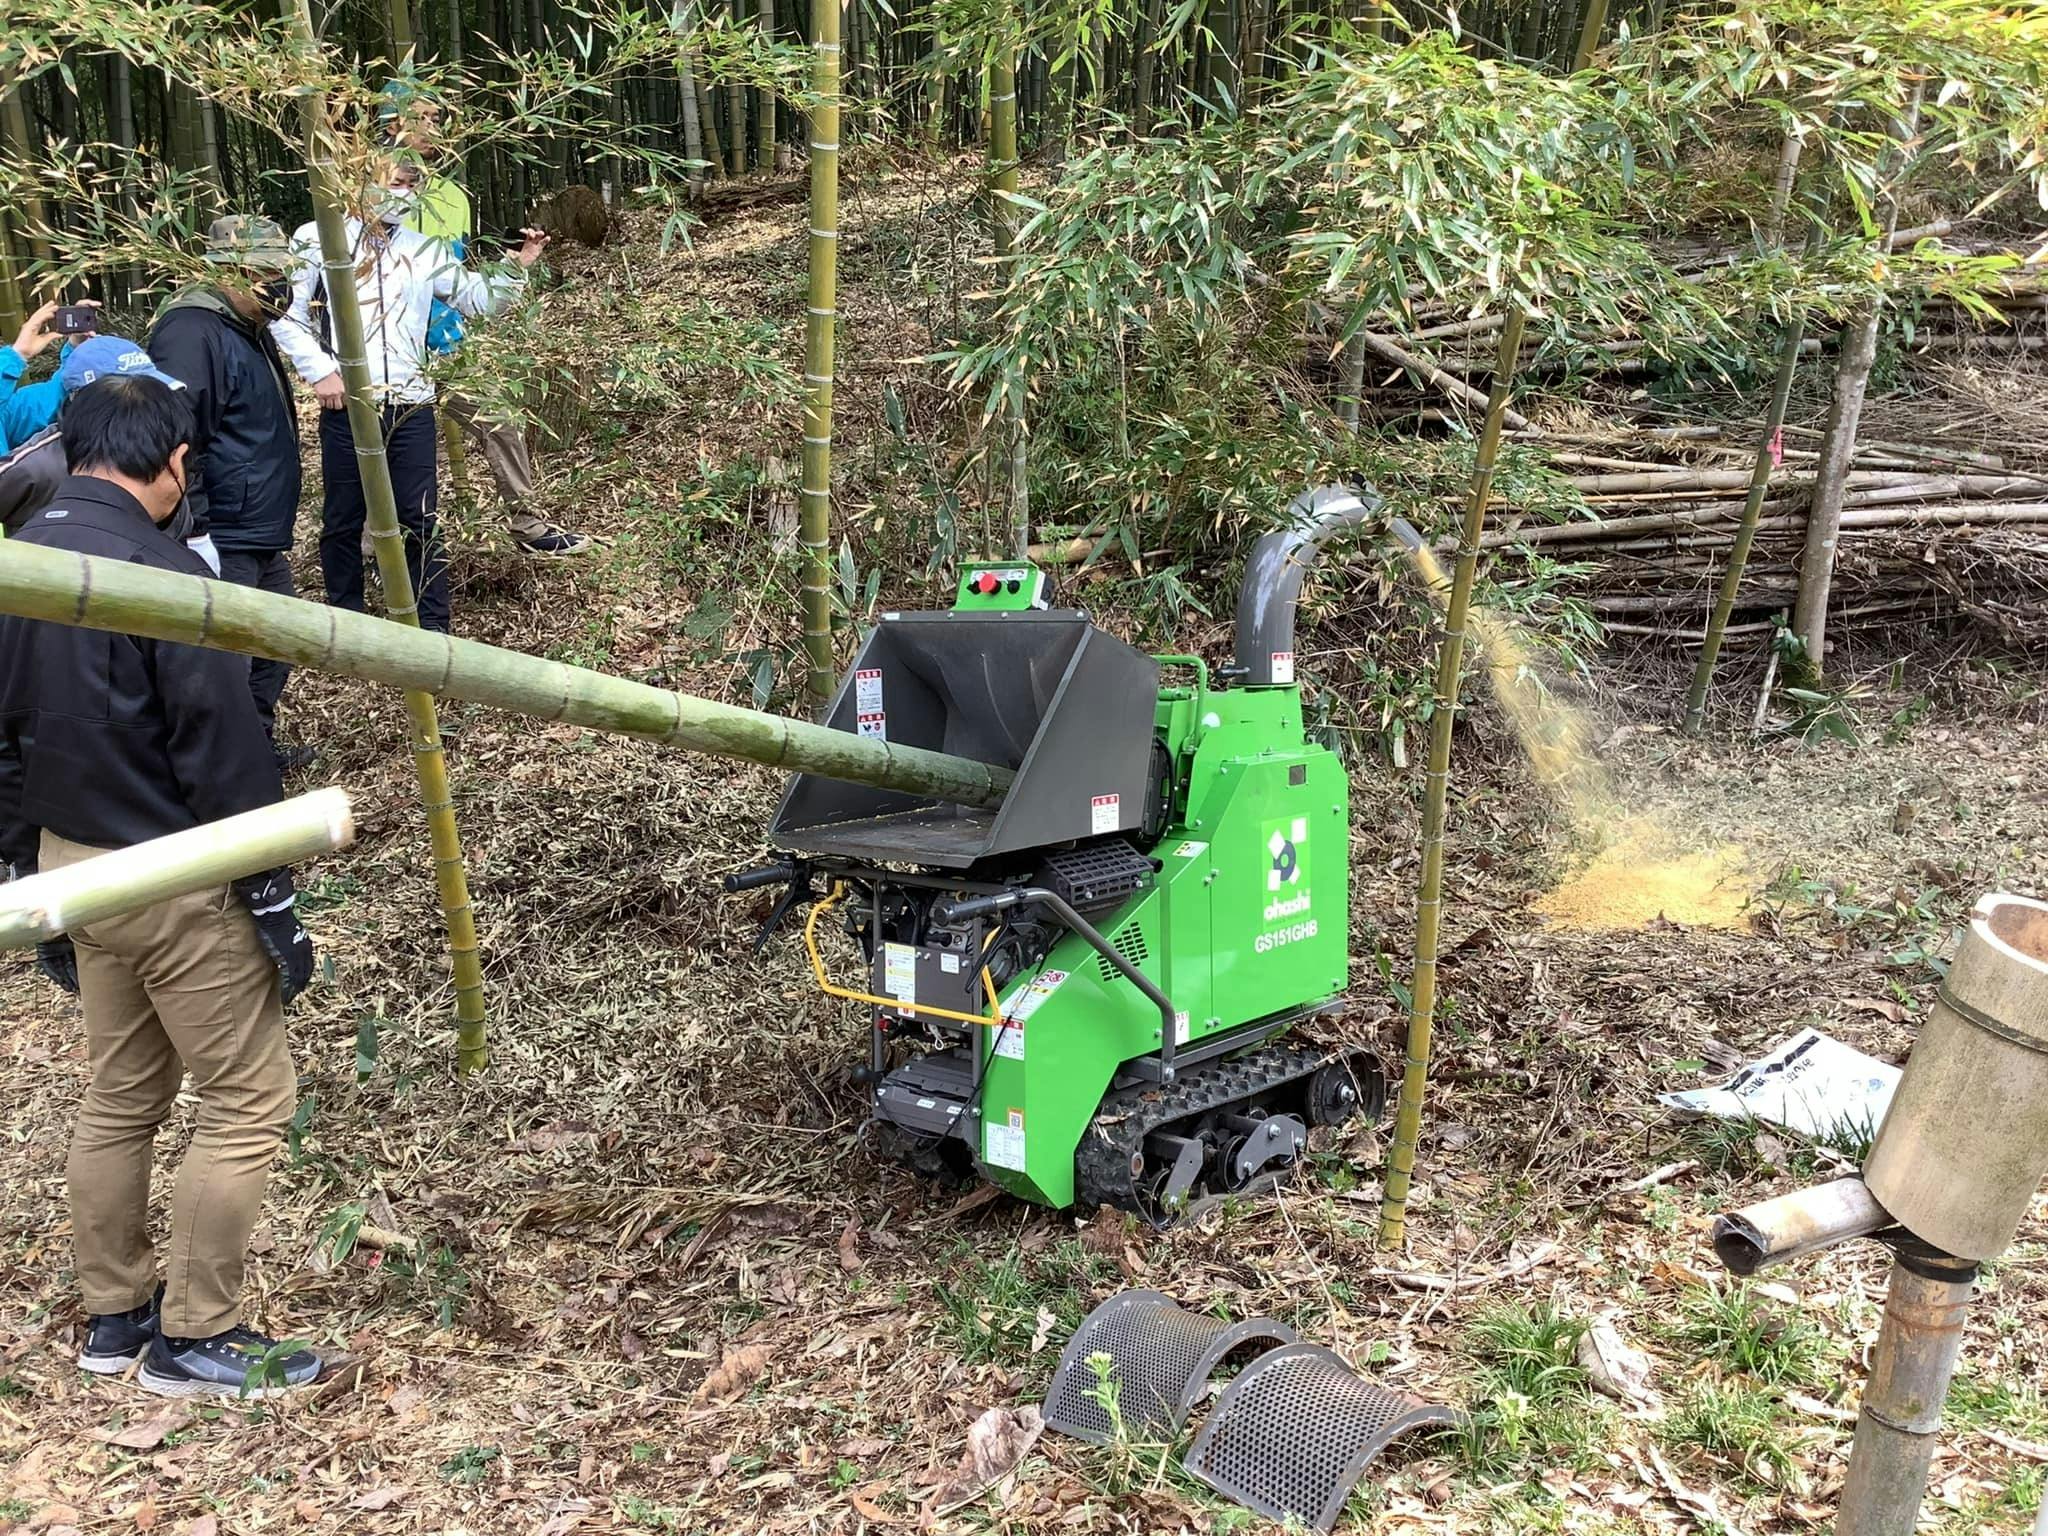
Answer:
[{"left": 202, "top": 214, "right": 294, "bottom": 270}]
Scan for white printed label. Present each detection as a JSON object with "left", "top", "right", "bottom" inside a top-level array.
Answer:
[
  {"left": 855, "top": 668, "right": 884, "bottom": 714},
  {"left": 1090, "top": 794, "right": 1121, "bottom": 835},
  {"left": 882, "top": 942, "right": 917, "bottom": 1006},
  {"left": 1173, "top": 840, "right": 1207, "bottom": 859},
  {"left": 1270, "top": 651, "right": 1295, "bottom": 684},
  {"left": 857, "top": 711, "right": 887, "bottom": 740},
  {"left": 993, "top": 969, "right": 1067, "bottom": 1060},
  {"left": 940, "top": 953, "right": 961, "bottom": 975},
  {"left": 1175, "top": 1010, "right": 1191, "bottom": 1045},
  {"left": 985, "top": 1109, "right": 1027, "bottom": 1171}
]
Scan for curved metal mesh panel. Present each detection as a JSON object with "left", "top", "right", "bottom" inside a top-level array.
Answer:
[
  {"left": 1182, "top": 1344, "right": 1459, "bottom": 1532},
  {"left": 1043, "top": 1289, "right": 1293, "bottom": 1444}
]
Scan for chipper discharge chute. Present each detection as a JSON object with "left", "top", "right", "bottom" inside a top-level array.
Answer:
[{"left": 732, "top": 486, "right": 1388, "bottom": 1220}]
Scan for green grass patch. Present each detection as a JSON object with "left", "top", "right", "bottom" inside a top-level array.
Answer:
[
  {"left": 1662, "top": 1380, "right": 1797, "bottom": 1483},
  {"left": 1677, "top": 1283, "right": 1832, "bottom": 1388},
  {"left": 929, "top": 1238, "right": 1114, "bottom": 1366},
  {"left": 1449, "top": 1302, "right": 1611, "bottom": 1478}
]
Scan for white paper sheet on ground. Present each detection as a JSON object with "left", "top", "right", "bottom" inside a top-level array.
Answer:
[{"left": 1659, "top": 1026, "right": 1899, "bottom": 1142}]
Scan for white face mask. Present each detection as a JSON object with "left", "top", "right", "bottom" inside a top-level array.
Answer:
[{"left": 369, "top": 185, "right": 418, "bottom": 225}]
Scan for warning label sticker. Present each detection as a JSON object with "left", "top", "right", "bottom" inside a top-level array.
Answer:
[
  {"left": 1173, "top": 840, "right": 1207, "bottom": 859},
  {"left": 985, "top": 1109, "right": 1027, "bottom": 1170},
  {"left": 882, "top": 943, "right": 917, "bottom": 1007},
  {"left": 855, "top": 668, "right": 884, "bottom": 714},
  {"left": 857, "top": 711, "right": 887, "bottom": 740},
  {"left": 993, "top": 969, "right": 1066, "bottom": 1060},
  {"left": 1090, "top": 794, "right": 1121, "bottom": 835},
  {"left": 1270, "top": 651, "right": 1296, "bottom": 684},
  {"left": 1175, "top": 1010, "right": 1191, "bottom": 1045}
]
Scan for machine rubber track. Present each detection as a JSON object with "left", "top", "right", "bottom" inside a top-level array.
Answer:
[{"left": 1075, "top": 1040, "right": 1382, "bottom": 1221}]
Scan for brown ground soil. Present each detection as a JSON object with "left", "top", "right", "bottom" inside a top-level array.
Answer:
[{"left": 2, "top": 162, "right": 2044, "bottom": 1536}]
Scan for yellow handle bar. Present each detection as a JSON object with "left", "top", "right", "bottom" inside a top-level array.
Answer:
[{"left": 802, "top": 881, "right": 1002, "bottom": 1028}]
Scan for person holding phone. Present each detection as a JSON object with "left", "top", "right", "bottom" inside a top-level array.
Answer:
[{"left": 0, "top": 298, "right": 98, "bottom": 453}]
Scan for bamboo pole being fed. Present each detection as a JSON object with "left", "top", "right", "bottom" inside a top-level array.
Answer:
[
  {"left": 798, "top": 0, "right": 841, "bottom": 708},
  {"left": 286, "top": 0, "right": 491, "bottom": 1071},
  {"left": 0, "top": 541, "right": 1016, "bottom": 810},
  {"left": 1, "top": 790, "right": 356, "bottom": 949},
  {"left": 1380, "top": 307, "right": 1528, "bottom": 1251}
]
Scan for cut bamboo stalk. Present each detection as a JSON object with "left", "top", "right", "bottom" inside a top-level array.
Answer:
[
  {"left": 0, "top": 790, "right": 356, "bottom": 949},
  {"left": 0, "top": 541, "right": 1016, "bottom": 810},
  {"left": 286, "top": 0, "right": 491, "bottom": 1071},
  {"left": 799, "top": 0, "right": 840, "bottom": 707},
  {"left": 1381, "top": 308, "right": 1527, "bottom": 1251}
]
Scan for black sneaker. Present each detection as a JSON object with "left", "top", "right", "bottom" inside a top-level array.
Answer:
[
  {"left": 272, "top": 742, "right": 320, "bottom": 773},
  {"left": 78, "top": 1286, "right": 162, "bottom": 1375},
  {"left": 137, "top": 1326, "right": 321, "bottom": 1399},
  {"left": 512, "top": 522, "right": 594, "bottom": 557}
]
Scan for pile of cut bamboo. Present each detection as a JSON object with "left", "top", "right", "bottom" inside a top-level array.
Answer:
[{"left": 1476, "top": 424, "right": 2048, "bottom": 651}]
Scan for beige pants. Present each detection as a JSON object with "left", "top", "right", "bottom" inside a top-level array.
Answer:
[
  {"left": 45, "top": 831, "right": 296, "bottom": 1339},
  {"left": 439, "top": 389, "right": 554, "bottom": 541}
]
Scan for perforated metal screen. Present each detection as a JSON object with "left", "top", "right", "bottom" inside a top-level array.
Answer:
[
  {"left": 1043, "top": 1289, "right": 1294, "bottom": 1444},
  {"left": 1183, "top": 1344, "right": 1459, "bottom": 1531}
]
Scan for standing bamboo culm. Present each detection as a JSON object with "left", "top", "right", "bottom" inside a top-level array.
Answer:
[
  {"left": 286, "top": 0, "right": 491, "bottom": 1071},
  {"left": 988, "top": 48, "right": 1028, "bottom": 557},
  {"left": 0, "top": 219, "right": 23, "bottom": 339},
  {"left": 1792, "top": 83, "right": 1923, "bottom": 678},
  {"left": 1681, "top": 310, "right": 1809, "bottom": 733},
  {"left": 798, "top": 0, "right": 841, "bottom": 708},
  {"left": 1380, "top": 308, "right": 1528, "bottom": 1249}
]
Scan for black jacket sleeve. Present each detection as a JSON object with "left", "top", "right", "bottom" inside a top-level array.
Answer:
[
  {"left": 140, "top": 623, "right": 285, "bottom": 833},
  {"left": 146, "top": 313, "right": 226, "bottom": 534},
  {"left": 0, "top": 719, "right": 32, "bottom": 876}
]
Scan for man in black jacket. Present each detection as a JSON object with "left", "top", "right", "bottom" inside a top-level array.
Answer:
[
  {"left": 0, "top": 376, "right": 322, "bottom": 1399},
  {"left": 146, "top": 215, "right": 307, "bottom": 763}
]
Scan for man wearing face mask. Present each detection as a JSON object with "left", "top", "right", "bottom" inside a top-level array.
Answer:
[
  {"left": 272, "top": 160, "right": 547, "bottom": 634},
  {"left": 147, "top": 217, "right": 308, "bottom": 765},
  {"left": 0, "top": 374, "right": 321, "bottom": 1399}
]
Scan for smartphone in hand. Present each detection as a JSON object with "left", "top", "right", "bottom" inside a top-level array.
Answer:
[{"left": 53, "top": 305, "right": 99, "bottom": 335}]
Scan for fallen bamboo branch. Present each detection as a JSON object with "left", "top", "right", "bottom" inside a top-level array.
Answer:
[
  {"left": 1367, "top": 1240, "right": 1560, "bottom": 1293},
  {"left": 1355, "top": 329, "right": 1533, "bottom": 432}
]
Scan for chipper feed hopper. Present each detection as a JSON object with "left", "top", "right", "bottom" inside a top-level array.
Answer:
[{"left": 731, "top": 486, "right": 1387, "bottom": 1220}]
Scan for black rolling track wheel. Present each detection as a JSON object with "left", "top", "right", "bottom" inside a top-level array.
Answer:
[{"left": 1307, "top": 1056, "right": 1381, "bottom": 1128}]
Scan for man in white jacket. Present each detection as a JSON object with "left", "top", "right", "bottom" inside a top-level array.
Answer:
[{"left": 272, "top": 163, "right": 548, "bottom": 633}]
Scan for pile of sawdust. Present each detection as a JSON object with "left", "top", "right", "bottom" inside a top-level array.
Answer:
[{"left": 1533, "top": 827, "right": 1757, "bottom": 931}]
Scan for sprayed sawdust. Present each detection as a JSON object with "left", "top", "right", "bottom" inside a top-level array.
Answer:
[
  {"left": 1402, "top": 541, "right": 1762, "bottom": 931},
  {"left": 1532, "top": 827, "right": 1756, "bottom": 931}
]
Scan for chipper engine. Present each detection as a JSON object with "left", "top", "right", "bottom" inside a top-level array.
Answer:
[{"left": 729, "top": 487, "right": 1386, "bottom": 1221}]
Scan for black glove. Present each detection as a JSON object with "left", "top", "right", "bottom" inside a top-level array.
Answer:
[
  {"left": 36, "top": 936, "right": 78, "bottom": 994},
  {"left": 233, "top": 868, "right": 315, "bottom": 1006}
]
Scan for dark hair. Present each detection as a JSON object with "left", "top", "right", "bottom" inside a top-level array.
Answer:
[{"left": 61, "top": 376, "right": 194, "bottom": 480}]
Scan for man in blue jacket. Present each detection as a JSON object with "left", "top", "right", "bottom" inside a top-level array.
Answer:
[{"left": 147, "top": 217, "right": 308, "bottom": 763}]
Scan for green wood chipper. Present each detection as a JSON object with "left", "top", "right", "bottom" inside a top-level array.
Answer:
[{"left": 731, "top": 486, "right": 1388, "bottom": 1220}]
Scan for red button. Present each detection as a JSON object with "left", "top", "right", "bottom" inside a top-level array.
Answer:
[{"left": 975, "top": 572, "right": 999, "bottom": 594}]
